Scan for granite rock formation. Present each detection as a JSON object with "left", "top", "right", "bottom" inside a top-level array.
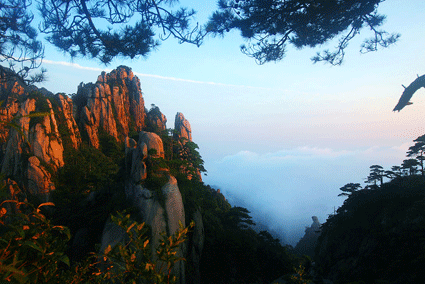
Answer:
[
  {"left": 74, "top": 65, "right": 145, "bottom": 148},
  {"left": 122, "top": 131, "right": 186, "bottom": 283},
  {"left": 174, "top": 112, "right": 192, "bottom": 143},
  {"left": 0, "top": 66, "right": 204, "bottom": 284},
  {"left": 294, "top": 216, "right": 321, "bottom": 258},
  {"left": 146, "top": 105, "right": 167, "bottom": 132}
]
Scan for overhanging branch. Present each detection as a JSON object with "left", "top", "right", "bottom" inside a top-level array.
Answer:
[{"left": 393, "top": 74, "right": 425, "bottom": 112}]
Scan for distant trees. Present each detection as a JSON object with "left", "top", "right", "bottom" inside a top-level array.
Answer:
[
  {"left": 401, "top": 158, "right": 419, "bottom": 176},
  {"left": 338, "top": 183, "right": 362, "bottom": 197},
  {"left": 365, "top": 164, "right": 384, "bottom": 188},
  {"left": 406, "top": 134, "right": 425, "bottom": 175},
  {"left": 337, "top": 134, "right": 425, "bottom": 197},
  {"left": 207, "top": 0, "right": 399, "bottom": 65}
]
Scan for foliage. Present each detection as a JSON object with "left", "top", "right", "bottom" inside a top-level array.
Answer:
[
  {"left": 0, "top": 201, "right": 70, "bottom": 283},
  {"left": 365, "top": 164, "right": 384, "bottom": 187},
  {"left": 56, "top": 143, "right": 120, "bottom": 194},
  {"left": 207, "top": 0, "right": 399, "bottom": 65},
  {"left": 0, "top": 201, "right": 193, "bottom": 284},
  {"left": 407, "top": 134, "right": 425, "bottom": 175},
  {"left": 1, "top": 0, "right": 203, "bottom": 82},
  {"left": 0, "top": 1, "right": 46, "bottom": 84},
  {"left": 286, "top": 264, "right": 313, "bottom": 284},
  {"left": 338, "top": 182, "right": 361, "bottom": 197},
  {"left": 316, "top": 175, "right": 425, "bottom": 283},
  {"left": 401, "top": 158, "right": 419, "bottom": 176},
  {"left": 100, "top": 212, "right": 193, "bottom": 284},
  {"left": 315, "top": 134, "right": 425, "bottom": 283}
]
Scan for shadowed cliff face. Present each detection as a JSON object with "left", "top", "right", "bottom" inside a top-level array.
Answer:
[{"left": 294, "top": 216, "right": 321, "bottom": 258}]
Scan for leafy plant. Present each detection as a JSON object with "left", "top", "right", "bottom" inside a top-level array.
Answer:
[
  {"left": 0, "top": 201, "right": 70, "bottom": 283},
  {"left": 99, "top": 212, "right": 194, "bottom": 284}
]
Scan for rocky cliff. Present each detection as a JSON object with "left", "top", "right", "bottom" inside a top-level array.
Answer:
[
  {"left": 0, "top": 66, "right": 204, "bottom": 284},
  {"left": 73, "top": 65, "right": 145, "bottom": 148},
  {"left": 294, "top": 216, "right": 321, "bottom": 258}
]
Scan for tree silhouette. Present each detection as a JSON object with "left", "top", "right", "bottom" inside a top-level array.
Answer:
[
  {"left": 38, "top": 0, "right": 203, "bottom": 64},
  {"left": 365, "top": 164, "right": 384, "bottom": 187},
  {"left": 406, "top": 134, "right": 425, "bottom": 175},
  {"left": 207, "top": 0, "right": 399, "bottom": 65},
  {"left": 393, "top": 74, "right": 425, "bottom": 112},
  {"left": 0, "top": 0, "right": 46, "bottom": 84},
  {"left": 338, "top": 182, "right": 361, "bottom": 197},
  {"left": 1, "top": 0, "right": 203, "bottom": 82},
  {"left": 401, "top": 158, "right": 419, "bottom": 176},
  {"left": 384, "top": 166, "right": 402, "bottom": 180}
]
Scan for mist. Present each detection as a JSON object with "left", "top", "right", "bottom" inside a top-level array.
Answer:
[{"left": 203, "top": 145, "right": 409, "bottom": 246}]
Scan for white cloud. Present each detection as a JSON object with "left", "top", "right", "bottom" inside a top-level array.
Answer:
[
  {"left": 203, "top": 143, "right": 410, "bottom": 245},
  {"left": 43, "top": 59, "right": 109, "bottom": 72},
  {"left": 42, "top": 59, "right": 281, "bottom": 91}
]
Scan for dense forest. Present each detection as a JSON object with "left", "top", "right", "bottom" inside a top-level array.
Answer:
[{"left": 313, "top": 135, "right": 425, "bottom": 284}]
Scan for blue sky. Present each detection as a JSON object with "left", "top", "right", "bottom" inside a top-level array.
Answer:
[{"left": 37, "top": 0, "right": 425, "bottom": 244}]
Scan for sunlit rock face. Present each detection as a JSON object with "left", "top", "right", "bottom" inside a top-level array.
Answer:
[
  {"left": 27, "top": 156, "right": 55, "bottom": 200},
  {"left": 56, "top": 93, "right": 81, "bottom": 149},
  {"left": 173, "top": 112, "right": 202, "bottom": 182},
  {"left": 0, "top": 70, "right": 80, "bottom": 201},
  {"left": 0, "top": 68, "right": 30, "bottom": 147},
  {"left": 0, "top": 95, "right": 66, "bottom": 201},
  {"left": 29, "top": 99, "right": 65, "bottom": 170},
  {"left": 174, "top": 112, "right": 192, "bottom": 143},
  {"left": 139, "top": 131, "right": 165, "bottom": 158},
  {"left": 74, "top": 65, "right": 145, "bottom": 148},
  {"left": 146, "top": 106, "right": 167, "bottom": 132}
]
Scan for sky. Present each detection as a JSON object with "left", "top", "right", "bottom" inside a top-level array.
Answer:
[{"left": 35, "top": 0, "right": 425, "bottom": 245}]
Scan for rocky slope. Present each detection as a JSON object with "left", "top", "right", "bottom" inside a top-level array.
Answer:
[{"left": 0, "top": 66, "right": 204, "bottom": 284}]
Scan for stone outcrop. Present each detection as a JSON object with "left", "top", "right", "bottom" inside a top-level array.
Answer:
[
  {"left": 0, "top": 68, "right": 30, "bottom": 146},
  {"left": 146, "top": 106, "right": 167, "bottom": 132},
  {"left": 1, "top": 98, "right": 36, "bottom": 179},
  {"left": 187, "top": 209, "right": 205, "bottom": 284},
  {"left": 294, "top": 216, "right": 321, "bottom": 258},
  {"left": 28, "top": 99, "right": 64, "bottom": 170},
  {"left": 174, "top": 112, "right": 192, "bottom": 142},
  {"left": 27, "top": 156, "right": 55, "bottom": 199},
  {"left": 121, "top": 131, "right": 187, "bottom": 283},
  {"left": 139, "top": 131, "right": 164, "bottom": 158},
  {"left": 1, "top": 95, "right": 65, "bottom": 200},
  {"left": 56, "top": 93, "right": 81, "bottom": 149},
  {"left": 75, "top": 66, "right": 145, "bottom": 148}
]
